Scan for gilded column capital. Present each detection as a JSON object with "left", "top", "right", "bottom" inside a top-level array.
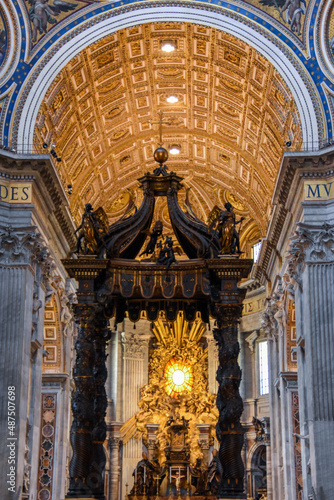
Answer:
[{"left": 287, "top": 223, "right": 334, "bottom": 287}]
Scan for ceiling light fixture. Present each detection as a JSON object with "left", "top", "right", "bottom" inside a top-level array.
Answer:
[
  {"left": 161, "top": 41, "right": 176, "bottom": 52},
  {"left": 167, "top": 95, "right": 178, "bottom": 103},
  {"left": 169, "top": 146, "right": 180, "bottom": 155}
]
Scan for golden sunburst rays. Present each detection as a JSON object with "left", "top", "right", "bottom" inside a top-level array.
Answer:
[
  {"left": 120, "top": 415, "right": 141, "bottom": 445},
  {"left": 151, "top": 311, "right": 206, "bottom": 347},
  {"left": 164, "top": 358, "right": 193, "bottom": 398}
]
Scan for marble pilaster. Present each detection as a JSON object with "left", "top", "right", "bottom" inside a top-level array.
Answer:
[
  {"left": 0, "top": 224, "right": 53, "bottom": 500},
  {"left": 108, "top": 424, "right": 122, "bottom": 500},
  {"left": 121, "top": 324, "right": 150, "bottom": 499},
  {"left": 261, "top": 298, "right": 280, "bottom": 500},
  {"left": 288, "top": 220, "right": 334, "bottom": 500}
]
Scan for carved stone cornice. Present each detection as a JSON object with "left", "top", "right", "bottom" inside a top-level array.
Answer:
[
  {"left": 255, "top": 148, "right": 334, "bottom": 285},
  {"left": 0, "top": 152, "right": 76, "bottom": 249},
  {"left": 287, "top": 223, "right": 334, "bottom": 286}
]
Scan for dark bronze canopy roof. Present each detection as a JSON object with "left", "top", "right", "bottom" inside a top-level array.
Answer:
[{"left": 100, "top": 172, "right": 221, "bottom": 260}]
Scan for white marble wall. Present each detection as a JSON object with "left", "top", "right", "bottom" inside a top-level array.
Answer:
[{"left": 119, "top": 321, "right": 150, "bottom": 499}]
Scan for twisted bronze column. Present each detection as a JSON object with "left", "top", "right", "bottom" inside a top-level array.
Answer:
[
  {"left": 67, "top": 305, "right": 96, "bottom": 497},
  {"left": 67, "top": 306, "right": 110, "bottom": 499},
  {"left": 90, "top": 319, "right": 111, "bottom": 497},
  {"left": 213, "top": 305, "right": 246, "bottom": 498}
]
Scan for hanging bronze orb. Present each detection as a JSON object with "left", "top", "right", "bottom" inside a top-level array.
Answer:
[{"left": 154, "top": 147, "right": 168, "bottom": 164}]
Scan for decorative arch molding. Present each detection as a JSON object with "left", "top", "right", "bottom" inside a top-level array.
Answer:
[
  {"left": 0, "top": 1, "right": 20, "bottom": 85},
  {"left": 0, "top": 1, "right": 21, "bottom": 140},
  {"left": 13, "top": 4, "right": 322, "bottom": 148},
  {"left": 315, "top": 0, "right": 334, "bottom": 84}
]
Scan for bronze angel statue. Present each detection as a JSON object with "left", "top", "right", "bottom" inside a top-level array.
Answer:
[
  {"left": 28, "top": 0, "right": 77, "bottom": 43},
  {"left": 74, "top": 203, "right": 109, "bottom": 255}
]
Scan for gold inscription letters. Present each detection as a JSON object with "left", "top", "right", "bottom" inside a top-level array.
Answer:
[{"left": 0, "top": 180, "right": 32, "bottom": 204}]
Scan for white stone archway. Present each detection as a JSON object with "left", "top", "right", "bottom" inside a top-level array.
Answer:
[{"left": 17, "top": 5, "right": 320, "bottom": 148}]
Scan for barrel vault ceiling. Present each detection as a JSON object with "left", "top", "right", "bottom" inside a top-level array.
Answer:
[{"left": 34, "top": 22, "right": 302, "bottom": 254}]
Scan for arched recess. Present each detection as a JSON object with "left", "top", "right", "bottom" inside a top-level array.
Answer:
[
  {"left": 248, "top": 443, "right": 267, "bottom": 500},
  {"left": 16, "top": 5, "right": 319, "bottom": 147}
]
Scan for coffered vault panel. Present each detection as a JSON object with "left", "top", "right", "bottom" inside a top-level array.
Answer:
[{"left": 34, "top": 22, "right": 302, "bottom": 246}]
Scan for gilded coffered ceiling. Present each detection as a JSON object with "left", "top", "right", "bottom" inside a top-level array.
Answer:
[{"left": 34, "top": 22, "right": 302, "bottom": 254}]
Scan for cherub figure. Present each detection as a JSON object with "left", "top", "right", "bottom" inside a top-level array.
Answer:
[
  {"left": 28, "top": 0, "right": 77, "bottom": 43},
  {"left": 140, "top": 220, "right": 163, "bottom": 258},
  {"left": 157, "top": 236, "right": 178, "bottom": 270}
]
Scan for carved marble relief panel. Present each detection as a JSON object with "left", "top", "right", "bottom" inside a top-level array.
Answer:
[
  {"left": 286, "top": 299, "right": 297, "bottom": 370},
  {"left": 292, "top": 392, "right": 303, "bottom": 500},
  {"left": 43, "top": 297, "right": 62, "bottom": 373}
]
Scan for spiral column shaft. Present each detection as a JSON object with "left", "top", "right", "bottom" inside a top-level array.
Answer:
[{"left": 213, "top": 305, "right": 246, "bottom": 499}]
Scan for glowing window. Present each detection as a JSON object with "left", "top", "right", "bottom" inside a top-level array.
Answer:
[
  {"left": 259, "top": 341, "right": 269, "bottom": 395},
  {"left": 164, "top": 358, "right": 193, "bottom": 398},
  {"left": 252, "top": 241, "right": 262, "bottom": 263}
]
